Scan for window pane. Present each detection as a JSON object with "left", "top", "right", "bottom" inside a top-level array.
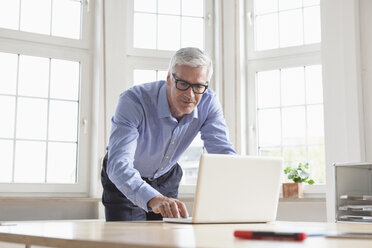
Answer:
[
  {"left": 279, "top": 0, "right": 302, "bottom": 11},
  {"left": 158, "top": 0, "right": 180, "bottom": 15},
  {"left": 282, "top": 107, "right": 306, "bottom": 146},
  {"left": 257, "top": 70, "right": 280, "bottom": 108},
  {"left": 18, "top": 55, "right": 49, "bottom": 98},
  {"left": 305, "top": 65, "right": 323, "bottom": 104},
  {"left": 52, "top": 0, "right": 81, "bottom": 39},
  {"left": 48, "top": 100, "right": 78, "bottom": 142},
  {"left": 0, "top": 52, "right": 17, "bottom": 95},
  {"left": 182, "top": 0, "right": 203, "bottom": 17},
  {"left": 157, "top": 70, "right": 168, "bottom": 81},
  {"left": 14, "top": 140, "right": 46, "bottom": 182},
  {"left": 308, "top": 145, "right": 325, "bottom": 184},
  {"left": 20, "top": 0, "right": 51, "bottom": 35},
  {"left": 283, "top": 145, "right": 306, "bottom": 168},
  {"left": 304, "top": 0, "right": 320, "bottom": 7},
  {"left": 254, "top": 0, "right": 277, "bottom": 15},
  {"left": 158, "top": 15, "right": 180, "bottom": 51},
  {"left": 134, "top": 0, "right": 156, "bottom": 12},
  {"left": 255, "top": 13, "right": 278, "bottom": 51},
  {"left": 133, "top": 69, "right": 157, "bottom": 85},
  {"left": 0, "top": 0, "right": 19, "bottom": 30},
  {"left": 279, "top": 9, "right": 303, "bottom": 47},
  {"left": 304, "top": 6, "right": 321, "bottom": 44},
  {"left": 179, "top": 133, "right": 203, "bottom": 185},
  {"left": 0, "top": 96, "right": 15, "bottom": 138},
  {"left": 0, "top": 140, "right": 13, "bottom": 182},
  {"left": 47, "top": 142, "right": 76, "bottom": 183},
  {"left": 281, "top": 67, "right": 305, "bottom": 106},
  {"left": 16, "top": 98, "right": 48, "bottom": 140},
  {"left": 307, "top": 105, "right": 324, "bottom": 144},
  {"left": 181, "top": 17, "right": 203, "bottom": 49},
  {"left": 50, "top": 59, "right": 80, "bottom": 100},
  {"left": 258, "top": 109, "right": 281, "bottom": 147},
  {"left": 133, "top": 13, "right": 156, "bottom": 49}
]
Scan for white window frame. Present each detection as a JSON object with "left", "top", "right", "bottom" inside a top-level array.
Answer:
[
  {"left": 125, "top": 0, "right": 214, "bottom": 60},
  {"left": 245, "top": 0, "right": 325, "bottom": 196},
  {"left": 0, "top": 0, "right": 94, "bottom": 196}
]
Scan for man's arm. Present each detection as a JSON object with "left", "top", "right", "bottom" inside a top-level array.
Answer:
[
  {"left": 200, "top": 94, "right": 236, "bottom": 154},
  {"left": 106, "top": 92, "right": 161, "bottom": 211}
]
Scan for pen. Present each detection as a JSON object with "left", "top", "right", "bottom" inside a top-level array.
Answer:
[{"left": 234, "top": 230, "right": 308, "bottom": 241}]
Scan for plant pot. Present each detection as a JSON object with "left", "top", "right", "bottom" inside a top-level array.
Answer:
[{"left": 282, "top": 182, "right": 304, "bottom": 198}]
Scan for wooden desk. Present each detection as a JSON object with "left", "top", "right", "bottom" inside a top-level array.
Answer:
[{"left": 1, "top": 220, "right": 372, "bottom": 248}]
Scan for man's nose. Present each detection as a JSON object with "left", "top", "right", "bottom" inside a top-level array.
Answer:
[{"left": 184, "top": 86, "right": 195, "bottom": 98}]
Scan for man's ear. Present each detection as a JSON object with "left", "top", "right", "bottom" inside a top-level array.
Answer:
[{"left": 166, "top": 72, "right": 171, "bottom": 85}]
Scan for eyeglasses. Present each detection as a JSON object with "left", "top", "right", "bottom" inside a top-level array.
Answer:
[{"left": 172, "top": 73, "right": 208, "bottom": 94}]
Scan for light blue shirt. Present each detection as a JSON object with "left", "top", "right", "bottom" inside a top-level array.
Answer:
[{"left": 107, "top": 80, "right": 235, "bottom": 211}]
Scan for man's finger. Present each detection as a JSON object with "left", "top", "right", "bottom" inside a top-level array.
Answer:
[
  {"left": 163, "top": 202, "right": 173, "bottom": 218},
  {"left": 176, "top": 200, "right": 189, "bottom": 218},
  {"left": 159, "top": 204, "right": 167, "bottom": 218},
  {"left": 170, "top": 201, "right": 180, "bottom": 218}
]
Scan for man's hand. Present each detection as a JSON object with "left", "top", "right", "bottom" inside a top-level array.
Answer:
[{"left": 148, "top": 195, "right": 189, "bottom": 218}]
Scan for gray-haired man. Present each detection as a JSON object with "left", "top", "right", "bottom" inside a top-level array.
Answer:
[{"left": 101, "top": 47, "right": 236, "bottom": 221}]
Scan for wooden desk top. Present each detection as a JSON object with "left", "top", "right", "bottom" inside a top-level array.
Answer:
[{"left": 1, "top": 220, "right": 372, "bottom": 248}]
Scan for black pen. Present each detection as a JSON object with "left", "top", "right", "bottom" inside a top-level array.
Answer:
[{"left": 234, "top": 230, "right": 308, "bottom": 241}]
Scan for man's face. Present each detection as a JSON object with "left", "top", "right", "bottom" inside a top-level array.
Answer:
[{"left": 166, "top": 65, "right": 209, "bottom": 120}]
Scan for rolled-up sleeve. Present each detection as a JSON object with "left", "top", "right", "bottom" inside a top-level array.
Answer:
[{"left": 106, "top": 92, "right": 161, "bottom": 211}]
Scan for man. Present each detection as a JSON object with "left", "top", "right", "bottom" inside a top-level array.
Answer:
[{"left": 101, "top": 47, "right": 236, "bottom": 221}]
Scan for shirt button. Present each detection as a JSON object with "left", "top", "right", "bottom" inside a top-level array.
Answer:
[
  {"left": 161, "top": 167, "right": 164, "bottom": 170},
  {"left": 165, "top": 156, "right": 169, "bottom": 159},
  {"left": 171, "top": 141, "right": 175, "bottom": 144}
]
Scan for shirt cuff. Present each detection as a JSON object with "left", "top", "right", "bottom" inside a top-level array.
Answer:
[{"left": 136, "top": 183, "right": 162, "bottom": 212}]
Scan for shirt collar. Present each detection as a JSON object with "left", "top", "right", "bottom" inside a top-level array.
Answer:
[
  {"left": 157, "top": 82, "right": 199, "bottom": 122},
  {"left": 157, "top": 83, "right": 172, "bottom": 118}
]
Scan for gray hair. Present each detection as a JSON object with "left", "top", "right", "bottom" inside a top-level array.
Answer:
[{"left": 168, "top": 47, "right": 213, "bottom": 81}]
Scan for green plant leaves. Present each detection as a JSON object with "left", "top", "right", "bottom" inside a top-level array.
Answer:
[{"left": 283, "top": 163, "right": 315, "bottom": 185}]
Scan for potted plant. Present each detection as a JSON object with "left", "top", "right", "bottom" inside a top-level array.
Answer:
[{"left": 282, "top": 162, "right": 315, "bottom": 198}]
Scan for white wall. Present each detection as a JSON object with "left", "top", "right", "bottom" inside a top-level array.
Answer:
[
  {"left": 360, "top": 0, "right": 372, "bottom": 162},
  {"left": 322, "top": 0, "right": 372, "bottom": 222}
]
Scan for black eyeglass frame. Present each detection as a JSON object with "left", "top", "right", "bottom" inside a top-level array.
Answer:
[{"left": 172, "top": 73, "right": 208, "bottom": 94}]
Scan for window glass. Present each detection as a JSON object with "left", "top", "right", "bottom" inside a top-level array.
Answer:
[
  {"left": 18, "top": 55, "right": 49, "bottom": 98},
  {"left": 0, "top": 52, "right": 81, "bottom": 184},
  {"left": 0, "top": 52, "right": 18, "bottom": 95},
  {"left": 50, "top": 59, "right": 80, "bottom": 101},
  {"left": 16, "top": 98, "right": 48, "bottom": 140},
  {"left": 0, "top": 140, "right": 13, "bottom": 182},
  {"left": 0, "top": 0, "right": 19, "bottom": 30},
  {"left": 47, "top": 142, "right": 77, "bottom": 183},
  {"left": 0, "top": 96, "right": 15, "bottom": 138},
  {"left": 133, "top": 0, "right": 205, "bottom": 51},
  {"left": 0, "top": 0, "right": 82, "bottom": 39},
  {"left": 14, "top": 140, "right": 46, "bottom": 183},
  {"left": 254, "top": 0, "right": 321, "bottom": 51},
  {"left": 133, "top": 13, "right": 157, "bottom": 49},
  {"left": 20, "top": 0, "right": 51, "bottom": 35},
  {"left": 52, "top": 0, "right": 81, "bottom": 39},
  {"left": 256, "top": 65, "right": 325, "bottom": 184},
  {"left": 48, "top": 100, "right": 79, "bottom": 142}
]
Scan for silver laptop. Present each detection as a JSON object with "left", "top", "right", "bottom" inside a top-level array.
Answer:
[{"left": 164, "top": 153, "right": 283, "bottom": 224}]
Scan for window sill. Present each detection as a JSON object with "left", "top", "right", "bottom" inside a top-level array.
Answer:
[
  {"left": 179, "top": 184, "right": 326, "bottom": 201},
  {"left": 0, "top": 197, "right": 101, "bottom": 203},
  {"left": 279, "top": 196, "right": 326, "bottom": 203}
]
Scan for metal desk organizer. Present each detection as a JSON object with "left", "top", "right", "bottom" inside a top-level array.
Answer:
[{"left": 334, "top": 162, "right": 372, "bottom": 222}]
